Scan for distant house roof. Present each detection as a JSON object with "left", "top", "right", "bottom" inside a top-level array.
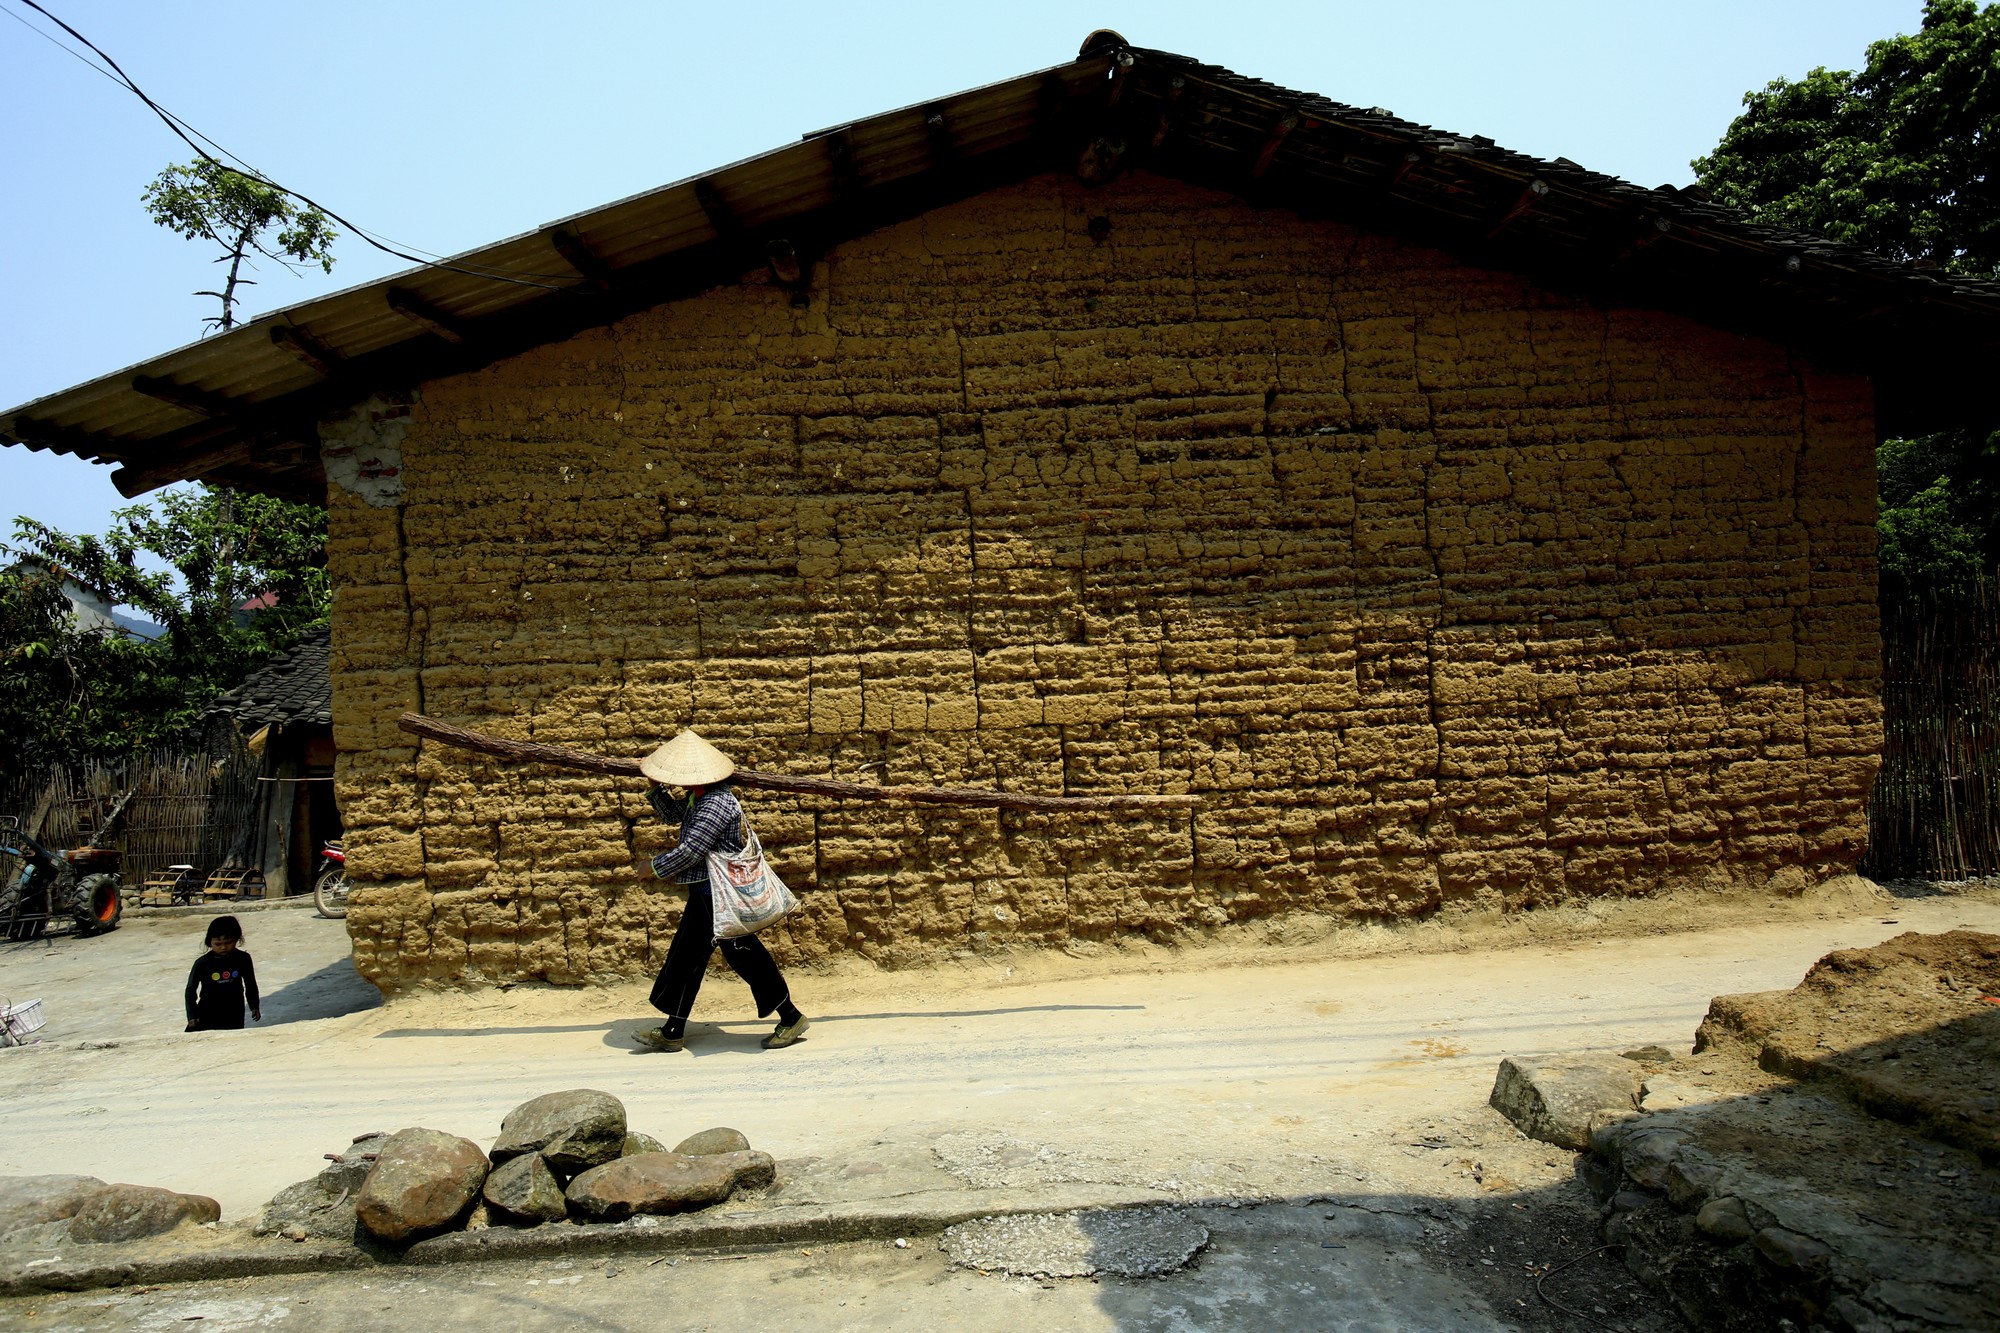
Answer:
[
  {"left": 7, "top": 31, "right": 1999, "bottom": 501},
  {"left": 209, "top": 629, "right": 331, "bottom": 728}
]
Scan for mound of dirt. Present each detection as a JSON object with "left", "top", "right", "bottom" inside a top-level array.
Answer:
[{"left": 1695, "top": 930, "right": 2000, "bottom": 1164}]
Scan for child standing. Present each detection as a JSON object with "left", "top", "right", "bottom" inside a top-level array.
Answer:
[{"left": 184, "top": 916, "right": 260, "bottom": 1031}]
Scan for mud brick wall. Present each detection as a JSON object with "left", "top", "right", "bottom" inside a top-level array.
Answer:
[{"left": 328, "top": 170, "right": 1883, "bottom": 991}]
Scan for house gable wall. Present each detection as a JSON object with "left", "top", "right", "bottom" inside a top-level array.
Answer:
[{"left": 326, "top": 170, "right": 1881, "bottom": 990}]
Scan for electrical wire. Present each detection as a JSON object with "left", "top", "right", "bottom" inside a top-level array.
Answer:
[{"left": 7, "top": 0, "right": 580, "bottom": 291}]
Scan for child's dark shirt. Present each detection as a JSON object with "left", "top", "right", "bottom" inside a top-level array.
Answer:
[{"left": 185, "top": 950, "right": 259, "bottom": 1030}]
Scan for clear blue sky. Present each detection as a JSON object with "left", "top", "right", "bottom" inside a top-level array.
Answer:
[{"left": 1, "top": 0, "right": 1924, "bottom": 545}]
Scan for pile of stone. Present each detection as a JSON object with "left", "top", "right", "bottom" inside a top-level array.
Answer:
[
  {"left": 0, "top": 1176, "right": 219, "bottom": 1247},
  {"left": 258, "top": 1088, "right": 774, "bottom": 1247}
]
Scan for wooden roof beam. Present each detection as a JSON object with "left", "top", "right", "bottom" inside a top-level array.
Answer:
[
  {"left": 269, "top": 324, "right": 345, "bottom": 378},
  {"left": 1251, "top": 112, "right": 1300, "bottom": 180},
  {"left": 1485, "top": 178, "right": 1550, "bottom": 238},
  {"left": 765, "top": 238, "right": 811, "bottom": 307},
  {"left": 386, "top": 287, "right": 471, "bottom": 345},
  {"left": 550, "top": 229, "right": 612, "bottom": 292},
  {"left": 694, "top": 178, "right": 739, "bottom": 241},
  {"left": 132, "top": 374, "right": 247, "bottom": 421},
  {"left": 1150, "top": 75, "right": 1187, "bottom": 150},
  {"left": 1103, "top": 49, "right": 1134, "bottom": 110},
  {"left": 1037, "top": 71, "right": 1074, "bottom": 145},
  {"left": 924, "top": 105, "right": 957, "bottom": 165},
  {"left": 1607, "top": 214, "right": 1674, "bottom": 268},
  {"left": 111, "top": 438, "right": 257, "bottom": 497},
  {"left": 824, "top": 131, "right": 860, "bottom": 200},
  {"left": 1386, "top": 149, "right": 1424, "bottom": 190}
]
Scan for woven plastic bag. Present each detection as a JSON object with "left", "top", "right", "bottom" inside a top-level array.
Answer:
[{"left": 706, "top": 823, "right": 799, "bottom": 940}]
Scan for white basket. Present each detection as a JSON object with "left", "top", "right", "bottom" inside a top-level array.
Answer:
[{"left": 2, "top": 997, "right": 46, "bottom": 1047}]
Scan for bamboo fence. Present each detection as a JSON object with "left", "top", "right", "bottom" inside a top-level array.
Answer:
[
  {"left": 1865, "top": 584, "right": 2000, "bottom": 882},
  {"left": 0, "top": 745, "right": 260, "bottom": 894}
]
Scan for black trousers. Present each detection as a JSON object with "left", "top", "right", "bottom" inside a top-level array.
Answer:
[{"left": 648, "top": 887, "right": 790, "bottom": 1032}]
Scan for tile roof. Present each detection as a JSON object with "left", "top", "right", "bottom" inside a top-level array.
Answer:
[{"left": 209, "top": 628, "right": 331, "bottom": 728}]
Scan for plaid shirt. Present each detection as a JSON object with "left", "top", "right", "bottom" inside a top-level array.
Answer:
[{"left": 647, "top": 784, "right": 745, "bottom": 888}]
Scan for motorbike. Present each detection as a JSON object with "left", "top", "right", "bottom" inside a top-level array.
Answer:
[
  {"left": 313, "top": 839, "right": 349, "bottom": 918},
  {"left": 0, "top": 816, "right": 124, "bottom": 942}
]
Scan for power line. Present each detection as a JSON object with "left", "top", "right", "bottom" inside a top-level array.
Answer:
[{"left": 7, "top": 0, "right": 579, "bottom": 291}]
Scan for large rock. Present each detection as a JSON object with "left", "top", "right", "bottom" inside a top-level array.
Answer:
[
  {"left": 482, "top": 1152, "right": 567, "bottom": 1225},
  {"left": 254, "top": 1134, "right": 391, "bottom": 1241},
  {"left": 710, "top": 1150, "right": 776, "bottom": 1190},
  {"left": 67, "top": 1184, "right": 220, "bottom": 1243},
  {"left": 1490, "top": 1053, "right": 1644, "bottom": 1150},
  {"left": 490, "top": 1090, "right": 627, "bottom": 1177},
  {"left": 353, "top": 1128, "right": 489, "bottom": 1244},
  {"left": 564, "top": 1152, "right": 736, "bottom": 1221},
  {"left": 254, "top": 1157, "right": 373, "bottom": 1241},
  {"left": 673, "top": 1127, "right": 750, "bottom": 1157},
  {"left": 622, "top": 1132, "right": 668, "bottom": 1157},
  {"left": 0, "top": 1175, "right": 108, "bottom": 1237}
]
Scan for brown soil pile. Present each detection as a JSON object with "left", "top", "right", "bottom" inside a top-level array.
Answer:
[{"left": 1696, "top": 930, "right": 2000, "bottom": 1163}]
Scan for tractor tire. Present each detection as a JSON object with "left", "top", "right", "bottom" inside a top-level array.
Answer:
[{"left": 73, "top": 874, "right": 122, "bottom": 935}]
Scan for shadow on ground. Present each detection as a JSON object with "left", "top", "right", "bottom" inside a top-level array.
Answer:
[{"left": 258, "top": 957, "right": 381, "bottom": 1025}]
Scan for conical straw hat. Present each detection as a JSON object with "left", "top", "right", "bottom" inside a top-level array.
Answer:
[{"left": 639, "top": 729, "right": 735, "bottom": 786}]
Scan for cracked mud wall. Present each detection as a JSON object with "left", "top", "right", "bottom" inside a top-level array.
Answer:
[{"left": 328, "top": 170, "right": 1883, "bottom": 991}]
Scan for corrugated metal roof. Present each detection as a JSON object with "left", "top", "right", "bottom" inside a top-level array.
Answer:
[{"left": 8, "top": 35, "right": 1998, "bottom": 500}]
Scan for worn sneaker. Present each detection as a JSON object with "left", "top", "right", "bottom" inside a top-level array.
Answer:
[
  {"left": 762, "top": 1014, "right": 811, "bottom": 1049},
  {"left": 632, "top": 1026, "right": 685, "bottom": 1053}
]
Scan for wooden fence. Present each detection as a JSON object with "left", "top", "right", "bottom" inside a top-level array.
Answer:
[
  {"left": 0, "top": 745, "right": 261, "bottom": 897},
  {"left": 1865, "top": 584, "right": 2000, "bottom": 881}
]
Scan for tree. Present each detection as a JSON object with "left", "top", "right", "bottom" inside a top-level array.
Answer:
[
  {"left": 1693, "top": 0, "right": 2000, "bottom": 278},
  {"left": 0, "top": 558, "right": 132, "bottom": 781},
  {"left": 1694, "top": 0, "right": 2000, "bottom": 600},
  {"left": 1, "top": 486, "right": 330, "bottom": 771},
  {"left": 143, "top": 158, "right": 337, "bottom": 332}
]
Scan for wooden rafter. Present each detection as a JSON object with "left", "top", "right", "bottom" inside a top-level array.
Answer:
[
  {"left": 693, "top": 178, "right": 738, "bottom": 239},
  {"left": 551, "top": 230, "right": 612, "bottom": 292},
  {"left": 269, "top": 324, "right": 345, "bottom": 378},
  {"left": 386, "top": 287, "right": 471, "bottom": 344},
  {"left": 924, "top": 105, "right": 957, "bottom": 165},
  {"left": 132, "top": 375, "right": 243, "bottom": 420}
]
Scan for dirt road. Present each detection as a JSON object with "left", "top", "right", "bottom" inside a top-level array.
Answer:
[{"left": 3, "top": 881, "right": 1995, "bottom": 1231}]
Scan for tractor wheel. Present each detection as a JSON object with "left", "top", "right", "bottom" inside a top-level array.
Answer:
[{"left": 74, "top": 874, "right": 122, "bottom": 935}]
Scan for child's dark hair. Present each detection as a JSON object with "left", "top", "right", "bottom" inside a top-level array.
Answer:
[{"left": 205, "top": 915, "right": 243, "bottom": 944}]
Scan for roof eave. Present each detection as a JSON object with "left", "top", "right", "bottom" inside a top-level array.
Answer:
[{"left": 10, "top": 37, "right": 2000, "bottom": 498}]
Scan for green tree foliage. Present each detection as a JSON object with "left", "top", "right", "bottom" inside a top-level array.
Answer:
[
  {"left": 0, "top": 560, "right": 144, "bottom": 779},
  {"left": 143, "top": 158, "right": 337, "bottom": 332},
  {"left": 0, "top": 486, "right": 329, "bottom": 777},
  {"left": 1875, "top": 430, "right": 1998, "bottom": 600},
  {"left": 1694, "top": 0, "right": 2000, "bottom": 600},
  {"left": 1692, "top": 0, "right": 2000, "bottom": 278}
]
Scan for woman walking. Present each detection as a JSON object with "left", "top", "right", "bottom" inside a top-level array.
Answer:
[{"left": 632, "top": 729, "right": 809, "bottom": 1053}]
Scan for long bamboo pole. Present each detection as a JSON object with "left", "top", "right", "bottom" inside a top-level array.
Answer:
[{"left": 397, "top": 712, "right": 1200, "bottom": 813}]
